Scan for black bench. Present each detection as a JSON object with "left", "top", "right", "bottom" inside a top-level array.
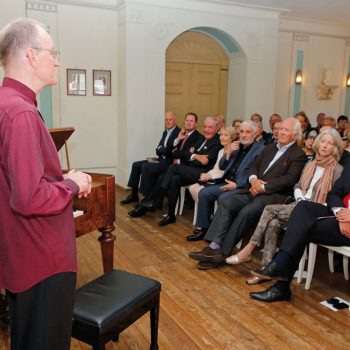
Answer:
[{"left": 72, "top": 269, "right": 161, "bottom": 350}]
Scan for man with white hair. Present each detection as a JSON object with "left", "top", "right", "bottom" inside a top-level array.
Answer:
[
  {"left": 189, "top": 118, "right": 307, "bottom": 269},
  {"left": 0, "top": 19, "right": 92, "bottom": 350},
  {"left": 187, "top": 121, "right": 264, "bottom": 241}
]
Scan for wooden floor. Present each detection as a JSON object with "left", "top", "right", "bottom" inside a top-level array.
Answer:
[{"left": 1, "top": 187, "right": 350, "bottom": 349}]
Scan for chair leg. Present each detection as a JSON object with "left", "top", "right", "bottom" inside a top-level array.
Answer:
[
  {"left": 193, "top": 202, "right": 198, "bottom": 226},
  {"left": 343, "top": 256, "right": 349, "bottom": 280},
  {"left": 328, "top": 250, "right": 335, "bottom": 273},
  {"left": 305, "top": 243, "right": 317, "bottom": 290},
  {"left": 179, "top": 187, "right": 186, "bottom": 215},
  {"left": 150, "top": 295, "right": 160, "bottom": 350},
  {"left": 214, "top": 201, "right": 218, "bottom": 213},
  {"left": 297, "top": 247, "right": 307, "bottom": 284}
]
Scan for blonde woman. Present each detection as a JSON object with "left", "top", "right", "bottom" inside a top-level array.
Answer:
[
  {"left": 189, "top": 126, "right": 236, "bottom": 203},
  {"left": 226, "top": 128, "right": 344, "bottom": 284}
]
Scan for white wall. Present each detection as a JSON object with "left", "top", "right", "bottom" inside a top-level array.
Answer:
[
  {"left": 1, "top": 0, "right": 118, "bottom": 176},
  {"left": 116, "top": 0, "right": 281, "bottom": 186},
  {"left": 275, "top": 19, "right": 350, "bottom": 126},
  {"left": 2, "top": 1, "right": 350, "bottom": 187}
]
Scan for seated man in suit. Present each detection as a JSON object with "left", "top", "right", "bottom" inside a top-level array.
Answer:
[
  {"left": 189, "top": 118, "right": 307, "bottom": 269},
  {"left": 140, "top": 116, "right": 222, "bottom": 226},
  {"left": 250, "top": 164, "right": 350, "bottom": 302},
  {"left": 128, "top": 112, "right": 202, "bottom": 217},
  {"left": 187, "top": 120, "right": 265, "bottom": 241},
  {"left": 120, "top": 111, "right": 180, "bottom": 204}
]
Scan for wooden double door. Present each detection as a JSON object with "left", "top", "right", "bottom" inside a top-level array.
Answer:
[{"left": 165, "top": 31, "right": 228, "bottom": 129}]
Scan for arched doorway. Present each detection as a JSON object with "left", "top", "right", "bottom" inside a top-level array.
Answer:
[{"left": 165, "top": 31, "right": 229, "bottom": 128}]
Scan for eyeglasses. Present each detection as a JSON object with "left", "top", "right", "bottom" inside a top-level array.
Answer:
[{"left": 31, "top": 47, "right": 60, "bottom": 61}]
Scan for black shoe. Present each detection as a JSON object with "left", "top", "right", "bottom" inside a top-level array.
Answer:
[
  {"left": 197, "top": 261, "right": 221, "bottom": 270},
  {"left": 188, "top": 246, "right": 225, "bottom": 263},
  {"left": 251, "top": 261, "right": 289, "bottom": 281},
  {"left": 120, "top": 194, "right": 139, "bottom": 205},
  {"left": 128, "top": 204, "right": 146, "bottom": 217},
  {"left": 250, "top": 285, "right": 291, "bottom": 302},
  {"left": 158, "top": 214, "right": 176, "bottom": 226},
  {"left": 186, "top": 228, "right": 207, "bottom": 241},
  {"left": 140, "top": 200, "right": 157, "bottom": 211}
]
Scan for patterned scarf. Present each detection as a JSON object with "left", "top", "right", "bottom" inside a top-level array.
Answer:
[{"left": 300, "top": 154, "right": 338, "bottom": 204}]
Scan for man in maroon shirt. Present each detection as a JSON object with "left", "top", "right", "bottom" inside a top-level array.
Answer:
[{"left": 0, "top": 19, "right": 92, "bottom": 350}]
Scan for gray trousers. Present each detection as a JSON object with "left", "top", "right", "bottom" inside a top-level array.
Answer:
[{"left": 204, "top": 192, "right": 264, "bottom": 256}]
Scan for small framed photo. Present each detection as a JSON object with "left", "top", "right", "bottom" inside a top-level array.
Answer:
[
  {"left": 67, "top": 69, "right": 86, "bottom": 96},
  {"left": 93, "top": 70, "right": 111, "bottom": 96}
]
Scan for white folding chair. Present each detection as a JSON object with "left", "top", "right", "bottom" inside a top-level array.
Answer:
[{"left": 298, "top": 243, "right": 350, "bottom": 290}]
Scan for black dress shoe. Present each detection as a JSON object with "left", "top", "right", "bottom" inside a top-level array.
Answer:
[
  {"left": 128, "top": 204, "right": 146, "bottom": 218},
  {"left": 120, "top": 194, "right": 139, "bottom": 205},
  {"left": 249, "top": 285, "right": 291, "bottom": 302},
  {"left": 251, "top": 261, "right": 289, "bottom": 281},
  {"left": 186, "top": 228, "right": 207, "bottom": 241},
  {"left": 158, "top": 214, "right": 176, "bottom": 226},
  {"left": 188, "top": 246, "right": 225, "bottom": 263},
  {"left": 140, "top": 200, "right": 157, "bottom": 211}
]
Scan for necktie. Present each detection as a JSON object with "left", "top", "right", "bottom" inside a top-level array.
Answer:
[
  {"left": 180, "top": 134, "right": 189, "bottom": 150},
  {"left": 173, "top": 134, "right": 189, "bottom": 164}
]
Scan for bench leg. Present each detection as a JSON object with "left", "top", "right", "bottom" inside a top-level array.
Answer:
[{"left": 150, "top": 294, "right": 160, "bottom": 350}]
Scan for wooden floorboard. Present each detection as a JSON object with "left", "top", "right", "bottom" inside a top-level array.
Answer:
[{"left": 1, "top": 187, "right": 350, "bottom": 349}]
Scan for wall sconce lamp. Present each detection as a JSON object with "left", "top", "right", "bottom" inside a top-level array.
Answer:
[
  {"left": 295, "top": 70, "right": 303, "bottom": 84},
  {"left": 346, "top": 73, "right": 350, "bottom": 87}
]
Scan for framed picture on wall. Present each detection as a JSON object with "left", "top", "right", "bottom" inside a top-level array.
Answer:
[
  {"left": 93, "top": 70, "right": 111, "bottom": 96},
  {"left": 67, "top": 69, "right": 86, "bottom": 96}
]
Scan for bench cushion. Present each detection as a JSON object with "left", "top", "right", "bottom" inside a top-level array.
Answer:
[{"left": 73, "top": 269, "right": 161, "bottom": 335}]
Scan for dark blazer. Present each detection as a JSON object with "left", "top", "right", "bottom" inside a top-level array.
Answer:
[
  {"left": 340, "top": 150, "right": 350, "bottom": 167},
  {"left": 180, "top": 133, "right": 222, "bottom": 171},
  {"left": 156, "top": 125, "right": 181, "bottom": 164},
  {"left": 220, "top": 141, "right": 265, "bottom": 189},
  {"left": 172, "top": 129, "right": 202, "bottom": 163},
  {"left": 327, "top": 163, "right": 350, "bottom": 208},
  {"left": 248, "top": 142, "right": 307, "bottom": 205}
]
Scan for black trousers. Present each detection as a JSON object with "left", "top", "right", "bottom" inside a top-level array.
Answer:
[
  {"left": 127, "top": 160, "right": 168, "bottom": 197},
  {"left": 279, "top": 201, "right": 350, "bottom": 278},
  {"left": 7, "top": 272, "right": 76, "bottom": 350},
  {"left": 161, "top": 164, "right": 202, "bottom": 216}
]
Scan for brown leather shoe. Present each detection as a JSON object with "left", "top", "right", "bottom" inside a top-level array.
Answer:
[
  {"left": 188, "top": 246, "right": 225, "bottom": 263},
  {"left": 197, "top": 261, "right": 221, "bottom": 270}
]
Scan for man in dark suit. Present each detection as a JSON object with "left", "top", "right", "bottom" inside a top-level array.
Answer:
[
  {"left": 250, "top": 164, "right": 350, "bottom": 302},
  {"left": 128, "top": 112, "right": 202, "bottom": 217},
  {"left": 139, "top": 116, "right": 222, "bottom": 226},
  {"left": 187, "top": 120, "right": 265, "bottom": 241},
  {"left": 189, "top": 118, "right": 307, "bottom": 269},
  {"left": 120, "top": 111, "right": 180, "bottom": 204}
]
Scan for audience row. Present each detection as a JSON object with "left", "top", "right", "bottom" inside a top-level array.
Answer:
[{"left": 121, "top": 110, "right": 350, "bottom": 302}]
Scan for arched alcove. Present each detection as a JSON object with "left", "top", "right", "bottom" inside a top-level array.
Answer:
[{"left": 165, "top": 27, "right": 247, "bottom": 126}]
